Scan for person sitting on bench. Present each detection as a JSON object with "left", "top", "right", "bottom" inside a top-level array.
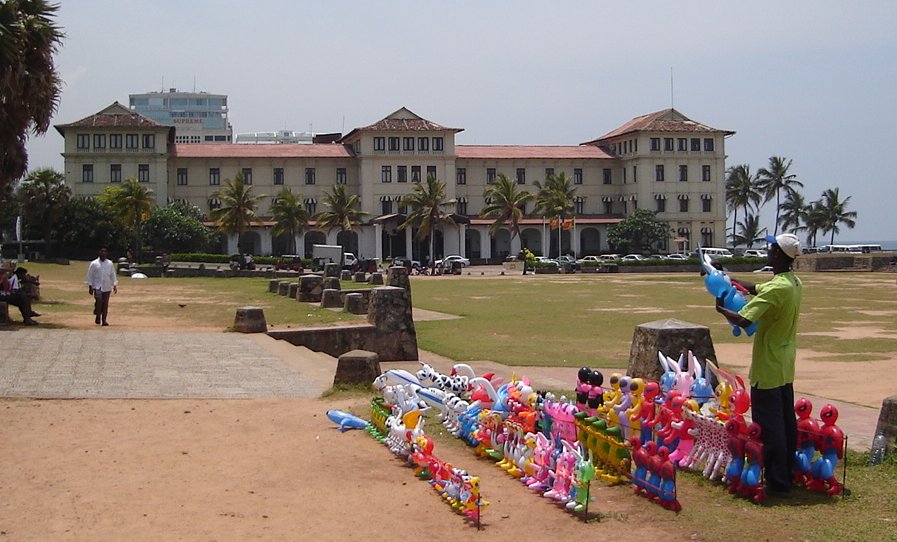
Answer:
[{"left": 1, "top": 267, "right": 39, "bottom": 325}]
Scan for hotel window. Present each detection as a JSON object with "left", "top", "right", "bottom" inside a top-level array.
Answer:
[
  {"left": 142, "top": 134, "right": 155, "bottom": 149},
  {"left": 677, "top": 138, "right": 687, "bottom": 151},
  {"left": 110, "top": 134, "right": 122, "bottom": 149},
  {"left": 273, "top": 168, "right": 284, "bottom": 185},
  {"left": 574, "top": 168, "right": 583, "bottom": 185},
  {"left": 679, "top": 165, "right": 688, "bottom": 182},
  {"left": 691, "top": 138, "right": 701, "bottom": 151},
  {"left": 403, "top": 137, "right": 414, "bottom": 151},
  {"left": 93, "top": 134, "right": 106, "bottom": 149},
  {"left": 381, "top": 165, "right": 392, "bottom": 183},
  {"left": 633, "top": 139, "right": 638, "bottom": 152},
  {"left": 655, "top": 165, "right": 665, "bottom": 182},
  {"left": 177, "top": 168, "right": 188, "bottom": 186},
  {"left": 545, "top": 167, "right": 554, "bottom": 179},
  {"left": 418, "top": 137, "right": 429, "bottom": 152},
  {"left": 622, "top": 168, "right": 627, "bottom": 184},
  {"left": 702, "top": 165, "right": 711, "bottom": 182},
  {"left": 138, "top": 164, "right": 149, "bottom": 182},
  {"left": 388, "top": 137, "right": 400, "bottom": 152},
  {"left": 632, "top": 165, "right": 637, "bottom": 183},
  {"left": 664, "top": 138, "right": 674, "bottom": 151},
  {"left": 209, "top": 168, "right": 220, "bottom": 185},
  {"left": 575, "top": 200, "right": 585, "bottom": 215},
  {"left": 650, "top": 138, "right": 661, "bottom": 151},
  {"left": 304, "top": 201, "right": 316, "bottom": 215},
  {"left": 704, "top": 138, "right": 714, "bottom": 152},
  {"left": 110, "top": 164, "right": 121, "bottom": 183},
  {"left": 656, "top": 198, "right": 666, "bottom": 212},
  {"left": 457, "top": 200, "right": 467, "bottom": 215},
  {"left": 516, "top": 168, "right": 525, "bottom": 185},
  {"left": 433, "top": 137, "right": 444, "bottom": 152},
  {"left": 242, "top": 168, "right": 253, "bottom": 185},
  {"left": 702, "top": 197, "right": 712, "bottom": 213},
  {"left": 603, "top": 168, "right": 612, "bottom": 185},
  {"left": 305, "top": 167, "right": 315, "bottom": 185},
  {"left": 382, "top": 200, "right": 393, "bottom": 215},
  {"left": 679, "top": 198, "right": 689, "bottom": 213},
  {"left": 411, "top": 166, "right": 421, "bottom": 182},
  {"left": 77, "top": 134, "right": 89, "bottom": 149},
  {"left": 397, "top": 165, "right": 407, "bottom": 183},
  {"left": 486, "top": 168, "right": 496, "bottom": 183},
  {"left": 373, "top": 137, "right": 385, "bottom": 151},
  {"left": 456, "top": 168, "right": 466, "bottom": 185},
  {"left": 126, "top": 134, "right": 138, "bottom": 149},
  {"left": 427, "top": 166, "right": 437, "bottom": 180},
  {"left": 336, "top": 168, "right": 347, "bottom": 184},
  {"left": 604, "top": 200, "right": 613, "bottom": 214},
  {"left": 82, "top": 164, "right": 93, "bottom": 182}
]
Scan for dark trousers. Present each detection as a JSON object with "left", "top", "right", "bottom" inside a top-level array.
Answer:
[
  {"left": 751, "top": 383, "right": 797, "bottom": 491},
  {"left": 2, "top": 292, "right": 34, "bottom": 321},
  {"left": 94, "top": 290, "right": 111, "bottom": 323}
]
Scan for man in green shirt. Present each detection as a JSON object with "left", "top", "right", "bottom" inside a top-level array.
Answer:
[{"left": 716, "top": 233, "right": 802, "bottom": 495}]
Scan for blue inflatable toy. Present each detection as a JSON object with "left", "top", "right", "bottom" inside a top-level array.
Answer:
[
  {"left": 698, "top": 246, "right": 757, "bottom": 337},
  {"left": 326, "top": 409, "right": 371, "bottom": 432}
]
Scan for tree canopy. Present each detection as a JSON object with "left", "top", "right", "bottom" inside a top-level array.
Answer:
[
  {"left": 314, "top": 184, "right": 366, "bottom": 233},
  {"left": 480, "top": 173, "right": 532, "bottom": 239},
  {"left": 17, "top": 167, "right": 70, "bottom": 255},
  {"left": 210, "top": 172, "right": 264, "bottom": 249},
  {"left": 607, "top": 209, "right": 672, "bottom": 254},
  {"left": 400, "top": 175, "right": 455, "bottom": 270}
]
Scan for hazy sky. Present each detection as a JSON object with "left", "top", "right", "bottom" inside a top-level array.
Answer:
[{"left": 25, "top": 1, "right": 897, "bottom": 242}]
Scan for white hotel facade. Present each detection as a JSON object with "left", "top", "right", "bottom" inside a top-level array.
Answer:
[{"left": 55, "top": 103, "right": 733, "bottom": 262}]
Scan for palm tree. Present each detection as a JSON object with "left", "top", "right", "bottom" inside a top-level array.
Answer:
[
  {"left": 400, "top": 174, "right": 455, "bottom": 273},
  {"left": 804, "top": 200, "right": 827, "bottom": 248},
  {"left": 480, "top": 173, "right": 533, "bottom": 240},
  {"left": 817, "top": 188, "right": 858, "bottom": 245},
  {"left": 0, "top": 0, "right": 64, "bottom": 189},
  {"left": 533, "top": 172, "right": 576, "bottom": 258},
  {"left": 314, "top": 183, "right": 368, "bottom": 234},
  {"left": 777, "top": 188, "right": 808, "bottom": 235},
  {"left": 732, "top": 214, "right": 767, "bottom": 248},
  {"left": 269, "top": 187, "right": 308, "bottom": 254},
  {"left": 99, "top": 178, "right": 155, "bottom": 260},
  {"left": 16, "top": 167, "right": 70, "bottom": 255},
  {"left": 210, "top": 171, "right": 264, "bottom": 254},
  {"left": 757, "top": 156, "right": 804, "bottom": 236},
  {"left": 725, "top": 164, "right": 761, "bottom": 247}
]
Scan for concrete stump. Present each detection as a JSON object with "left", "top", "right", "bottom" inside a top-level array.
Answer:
[
  {"left": 321, "top": 288, "right": 343, "bottom": 308},
  {"left": 386, "top": 266, "right": 410, "bottom": 290},
  {"left": 0, "top": 301, "right": 8, "bottom": 324},
  {"left": 344, "top": 292, "right": 368, "bottom": 314},
  {"left": 875, "top": 394, "right": 897, "bottom": 454},
  {"left": 233, "top": 306, "right": 267, "bottom": 333},
  {"left": 298, "top": 274, "right": 324, "bottom": 302},
  {"left": 324, "top": 263, "right": 341, "bottom": 278},
  {"left": 340, "top": 270, "right": 352, "bottom": 281},
  {"left": 268, "top": 279, "right": 281, "bottom": 293},
  {"left": 627, "top": 319, "right": 717, "bottom": 384},
  {"left": 277, "top": 281, "right": 291, "bottom": 296},
  {"left": 370, "top": 272, "right": 384, "bottom": 285},
  {"left": 353, "top": 271, "right": 367, "bottom": 283},
  {"left": 288, "top": 283, "right": 300, "bottom": 299},
  {"left": 333, "top": 349, "right": 382, "bottom": 386},
  {"left": 323, "top": 277, "right": 341, "bottom": 290}
]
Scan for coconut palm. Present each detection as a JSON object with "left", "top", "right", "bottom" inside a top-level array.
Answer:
[
  {"left": 98, "top": 178, "right": 155, "bottom": 260},
  {"left": 757, "top": 156, "right": 804, "bottom": 236},
  {"left": 210, "top": 171, "right": 264, "bottom": 254},
  {"left": 732, "top": 214, "right": 767, "bottom": 249},
  {"left": 16, "top": 167, "right": 70, "bottom": 255},
  {"left": 0, "top": 0, "right": 64, "bottom": 189},
  {"left": 533, "top": 172, "right": 576, "bottom": 258},
  {"left": 803, "top": 200, "right": 827, "bottom": 248},
  {"left": 480, "top": 173, "right": 533, "bottom": 239},
  {"left": 400, "top": 174, "right": 455, "bottom": 273},
  {"left": 314, "top": 183, "right": 367, "bottom": 233},
  {"left": 817, "top": 188, "right": 857, "bottom": 245},
  {"left": 777, "top": 188, "right": 809, "bottom": 235},
  {"left": 725, "top": 164, "right": 761, "bottom": 247},
  {"left": 269, "top": 187, "right": 308, "bottom": 254}
]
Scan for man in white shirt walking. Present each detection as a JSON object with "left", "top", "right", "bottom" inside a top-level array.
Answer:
[{"left": 85, "top": 247, "right": 118, "bottom": 326}]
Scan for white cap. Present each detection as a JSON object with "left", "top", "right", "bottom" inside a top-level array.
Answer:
[{"left": 766, "top": 233, "right": 801, "bottom": 259}]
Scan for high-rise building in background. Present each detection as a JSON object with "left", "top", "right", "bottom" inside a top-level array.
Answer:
[{"left": 129, "top": 89, "right": 232, "bottom": 144}]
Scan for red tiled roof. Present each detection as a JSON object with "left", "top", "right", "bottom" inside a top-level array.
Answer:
[
  {"left": 456, "top": 145, "right": 615, "bottom": 160},
  {"left": 584, "top": 108, "right": 734, "bottom": 144},
  {"left": 172, "top": 143, "right": 356, "bottom": 159},
  {"left": 339, "top": 107, "right": 462, "bottom": 142},
  {"left": 55, "top": 102, "right": 162, "bottom": 135}
]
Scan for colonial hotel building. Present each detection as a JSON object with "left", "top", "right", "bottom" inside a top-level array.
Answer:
[{"left": 55, "top": 103, "right": 732, "bottom": 262}]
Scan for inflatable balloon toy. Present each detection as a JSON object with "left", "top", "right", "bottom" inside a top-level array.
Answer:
[
  {"left": 698, "top": 246, "right": 758, "bottom": 337},
  {"left": 808, "top": 403, "right": 845, "bottom": 495},
  {"left": 793, "top": 397, "right": 820, "bottom": 487},
  {"left": 740, "top": 422, "right": 766, "bottom": 503},
  {"left": 326, "top": 409, "right": 371, "bottom": 432}
]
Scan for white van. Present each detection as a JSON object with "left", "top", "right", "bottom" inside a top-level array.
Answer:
[{"left": 699, "top": 247, "right": 734, "bottom": 261}]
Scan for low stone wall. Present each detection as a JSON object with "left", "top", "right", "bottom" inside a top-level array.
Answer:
[{"left": 796, "top": 254, "right": 896, "bottom": 272}]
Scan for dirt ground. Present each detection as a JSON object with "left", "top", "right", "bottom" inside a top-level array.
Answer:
[{"left": 1, "top": 273, "right": 894, "bottom": 541}]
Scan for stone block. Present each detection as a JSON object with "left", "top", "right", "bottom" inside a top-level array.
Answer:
[
  {"left": 627, "top": 319, "right": 717, "bottom": 385},
  {"left": 324, "top": 263, "right": 340, "bottom": 278},
  {"left": 277, "top": 281, "right": 291, "bottom": 296},
  {"left": 370, "top": 272, "right": 384, "bottom": 285},
  {"left": 875, "top": 394, "right": 897, "bottom": 454},
  {"left": 340, "top": 270, "right": 352, "bottom": 281},
  {"left": 386, "top": 266, "right": 410, "bottom": 290},
  {"left": 321, "top": 288, "right": 343, "bottom": 308},
  {"left": 298, "top": 274, "right": 324, "bottom": 302},
  {"left": 269, "top": 279, "right": 281, "bottom": 293},
  {"left": 288, "top": 282, "right": 300, "bottom": 299},
  {"left": 344, "top": 292, "right": 367, "bottom": 314},
  {"left": 353, "top": 271, "right": 367, "bottom": 283},
  {"left": 323, "top": 276, "right": 341, "bottom": 290},
  {"left": 333, "top": 349, "right": 382, "bottom": 386},
  {"left": 233, "top": 306, "right": 267, "bottom": 333},
  {"left": 0, "top": 301, "right": 8, "bottom": 324}
]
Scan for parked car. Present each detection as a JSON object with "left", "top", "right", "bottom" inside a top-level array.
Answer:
[
  {"left": 275, "top": 254, "right": 304, "bottom": 272},
  {"left": 753, "top": 265, "right": 774, "bottom": 273},
  {"left": 343, "top": 252, "right": 358, "bottom": 270},
  {"left": 576, "top": 255, "right": 602, "bottom": 266},
  {"left": 434, "top": 255, "right": 470, "bottom": 268},
  {"left": 648, "top": 254, "right": 669, "bottom": 260},
  {"left": 744, "top": 249, "right": 768, "bottom": 258},
  {"left": 622, "top": 254, "right": 646, "bottom": 261},
  {"left": 392, "top": 257, "right": 421, "bottom": 272},
  {"left": 599, "top": 254, "right": 622, "bottom": 261},
  {"left": 666, "top": 253, "right": 690, "bottom": 260},
  {"left": 534, "top": 256, "right": 559, "bottom": 267}
]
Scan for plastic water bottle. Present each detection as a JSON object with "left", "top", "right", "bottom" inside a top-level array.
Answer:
[{"left": 870, "top": 430, "right": 888, "bottom": 466}]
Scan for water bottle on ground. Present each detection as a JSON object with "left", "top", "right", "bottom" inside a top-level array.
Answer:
[{"left": 870, "top": 430, "right": 888, "bottom": 466}]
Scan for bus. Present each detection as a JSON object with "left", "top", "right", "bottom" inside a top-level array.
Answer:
[{"left": 815, "top": 244, "right": 882, "bottom": 254}]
